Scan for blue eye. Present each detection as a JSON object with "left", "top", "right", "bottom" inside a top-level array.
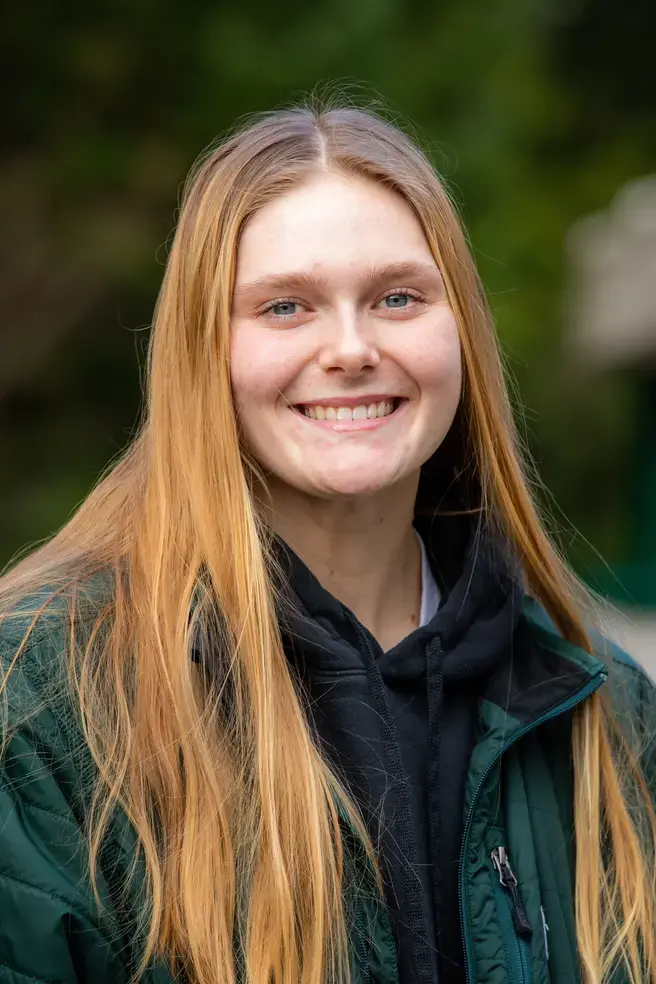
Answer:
[
  {"left": 384, "top": 293, "right": 410, "bottom": 308},
  {"left": 378, "top": 290, "right": 423, "bottom": 311},
  {"left": 268, "top": 300, "right": 300, "bottom": 318},
  {"left": 269, "top": 301, "right": 297, "bottom": 318}
]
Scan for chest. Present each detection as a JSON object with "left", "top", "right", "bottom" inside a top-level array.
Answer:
[{"left": 347, "top": 715, "right": 579, "bottom": 984}]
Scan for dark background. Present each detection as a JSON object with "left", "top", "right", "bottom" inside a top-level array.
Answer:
[{"left": 2, "top": 0, "right": 655, "bottom": 610}]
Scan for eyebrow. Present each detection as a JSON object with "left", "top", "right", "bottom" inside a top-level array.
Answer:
[{"left": 233, "top": 260, "right": 443, "bottom": 299}]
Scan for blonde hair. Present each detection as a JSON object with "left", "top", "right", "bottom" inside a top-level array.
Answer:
[{"left": 1, "top": 98, "right": 655, "bottom": 984}]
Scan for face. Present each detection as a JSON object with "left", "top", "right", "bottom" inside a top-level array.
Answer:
[{"left": 230, "top": 171, "right": 462, "bottom": 503}]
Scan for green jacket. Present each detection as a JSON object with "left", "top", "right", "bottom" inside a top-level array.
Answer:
[{"left": 0, "top": 592, "right": 654, "bottom": 984}]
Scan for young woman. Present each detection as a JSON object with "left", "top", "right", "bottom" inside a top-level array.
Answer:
[{"left": 0, "top": 101, "right": 654, "bottom": 984}]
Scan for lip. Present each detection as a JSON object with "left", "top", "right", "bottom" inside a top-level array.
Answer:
[{"left": 290, "top": 397, "right": 409, "bottom": 432}]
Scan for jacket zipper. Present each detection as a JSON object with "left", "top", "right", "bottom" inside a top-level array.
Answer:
[
  {"left": 490, "top": 846, "right": 532, "bottom": 983},
  {"left": 457, "top": 670, "right": 607, "bottom": 984}
]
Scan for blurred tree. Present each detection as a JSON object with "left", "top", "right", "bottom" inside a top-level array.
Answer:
[{"left": 1, "top": 0, "right": 654, "bottom": 593}]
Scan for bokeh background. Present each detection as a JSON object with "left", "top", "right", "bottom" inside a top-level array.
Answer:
[{"left": 2, "top": 0, "right": 655, "bottom": 662}]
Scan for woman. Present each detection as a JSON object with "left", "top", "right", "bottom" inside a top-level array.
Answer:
[{"left": 0, "top": 101, "right": 654, "bottom": 984}]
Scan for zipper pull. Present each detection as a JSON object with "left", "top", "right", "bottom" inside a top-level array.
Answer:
[{"left": 491, "top": 846, "right": 533, "bottom": 937}]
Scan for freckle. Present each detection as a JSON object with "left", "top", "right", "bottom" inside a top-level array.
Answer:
[
  {"left": 329, "top": 570, "right": 335, "bottom": 576},
  {"left": 410, "top": 614, "right": 417, "bottom": 624}
]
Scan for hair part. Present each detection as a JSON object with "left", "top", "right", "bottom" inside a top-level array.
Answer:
[{"left": 1, "top": 97, "right": 655, "bottom": 983}]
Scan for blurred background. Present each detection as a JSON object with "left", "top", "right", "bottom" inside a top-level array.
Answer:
[{"left": 2, "top": 0, "right": 655, "bottom": 666}]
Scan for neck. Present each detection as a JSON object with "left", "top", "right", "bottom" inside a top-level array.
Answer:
[{"left": 265, "top": 474, "right": 423, "bottom": 650}]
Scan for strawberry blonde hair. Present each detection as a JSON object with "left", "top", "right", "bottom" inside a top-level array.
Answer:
[{"left": 1, "top": 97, "right": 655, "bottom": 983}]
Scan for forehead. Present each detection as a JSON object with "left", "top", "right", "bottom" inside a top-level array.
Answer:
[{"left": 235, "top": 171, "right": 435, "bottom": 285}]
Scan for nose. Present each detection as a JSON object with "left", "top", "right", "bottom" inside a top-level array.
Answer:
[{"left": 317, "top": 310, "right": 381, "bottom": 376}]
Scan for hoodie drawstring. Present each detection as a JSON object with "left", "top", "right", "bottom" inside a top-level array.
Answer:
[
  {"left": 426, "top": 636, "right": 445, "bottom": 959},
  {"left": 345, "top": 612, "right": 436, "bottom": 984}
]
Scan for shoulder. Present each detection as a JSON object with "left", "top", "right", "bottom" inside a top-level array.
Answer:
[
  {"left": 0, "top": 585, "right": 73, "bottom": 732},
  {"left": 0, "top": 572, "right": 112, "bottom": 676},
  {"left": 0, "top": 575, "right": 113, "bottom": 794},
  {"left": 592, "top": 629, "right": 656, "bottom": 736},
  {"left": 521, "top": 594, "right": 656, "bottom": 730}
]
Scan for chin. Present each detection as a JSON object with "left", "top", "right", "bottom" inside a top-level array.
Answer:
[{"left": 312, "top": 468, "right": 400, "bottom": 499}]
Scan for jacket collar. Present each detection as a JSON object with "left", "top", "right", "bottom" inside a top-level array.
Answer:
[{"left": 473, "top": 593, "right": 608, "bottom": 751}]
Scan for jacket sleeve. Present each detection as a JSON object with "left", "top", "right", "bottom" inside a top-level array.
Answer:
[
  {"left": 0, "top": 732, "right": 133, "bottom": 984},
  {"left": 0, "top": 636, "right": 132, "bottom": 984}
]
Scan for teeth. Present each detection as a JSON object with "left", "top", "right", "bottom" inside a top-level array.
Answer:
[{"left": 300, "top": 400, "right": 396, "bottom": 420}]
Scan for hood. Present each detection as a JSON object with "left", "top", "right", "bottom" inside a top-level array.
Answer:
[{"left": 276, "top": 511, "right": 524, "bottom": 687}]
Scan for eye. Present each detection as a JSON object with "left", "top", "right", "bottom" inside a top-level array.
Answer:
[
  {"left": 376, "top": 289, "right": 424, "bottom": 311},
  {"left": 261, "top": 298, "right": 304, "bottom": 320}
]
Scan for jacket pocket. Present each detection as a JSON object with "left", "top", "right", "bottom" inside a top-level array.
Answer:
[{"left": 489, "top": 847, "right": 533, "bottom": 984}]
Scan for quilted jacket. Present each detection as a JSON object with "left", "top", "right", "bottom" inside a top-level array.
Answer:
[{"left": 0, "top": 590, "right": 654, "bottom": 984}]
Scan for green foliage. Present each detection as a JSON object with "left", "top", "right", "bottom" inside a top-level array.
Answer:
[{"left": 1, "top": 0, "right": 655, "bottom": 596}]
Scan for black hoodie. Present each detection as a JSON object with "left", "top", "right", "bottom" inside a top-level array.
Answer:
[{"left": 278, "top": 514, "right": 523, "bottom": 984}]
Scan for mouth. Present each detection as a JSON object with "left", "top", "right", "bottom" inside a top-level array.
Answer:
[{"left": 292, "top": 397, "right": 406, "bottom": 422}]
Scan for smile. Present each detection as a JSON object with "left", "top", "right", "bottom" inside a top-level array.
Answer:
[{"left": 291, "top": 397, "right": 407, "bottom": 430}]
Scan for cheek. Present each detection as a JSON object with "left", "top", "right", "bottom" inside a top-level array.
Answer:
[
  {"left": 410, "top": 315, "right": 463, "bottom": 403},
  {"left": 230, "top": 325, "right": 298, "bottom": 411}
]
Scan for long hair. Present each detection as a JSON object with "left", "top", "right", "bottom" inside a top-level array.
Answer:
[{"left": 1, "top": 98, "right": 655, "bottom": 984}]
